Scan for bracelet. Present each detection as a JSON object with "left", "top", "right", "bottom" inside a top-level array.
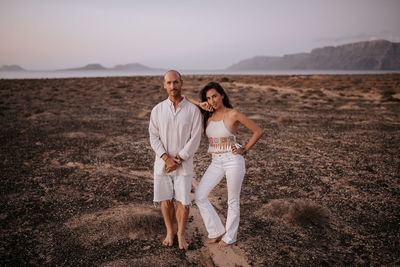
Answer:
[
  {"left": 242, "top": 150, "right": 247, "bottom": 157},
  {"left": 175, "top": 156, "right": 182, "bottom": 165}
]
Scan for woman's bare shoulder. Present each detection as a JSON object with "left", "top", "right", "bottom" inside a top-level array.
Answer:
[{"left": 226, "top": 108, "right": 243, "bottom": 118}]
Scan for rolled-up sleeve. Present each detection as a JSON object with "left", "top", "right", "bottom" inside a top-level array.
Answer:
[
  {"left": 178, "top": 108, "right": 202, "bottom": 160},
  {"left": 149, "top": 107, "right": 166, "bottom": 158}
]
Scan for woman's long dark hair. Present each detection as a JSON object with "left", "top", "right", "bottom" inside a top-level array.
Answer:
[{"left": 200, "top": 82, "right": 233, "bottom": 133}]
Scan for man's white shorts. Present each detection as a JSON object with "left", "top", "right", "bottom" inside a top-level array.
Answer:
[{"left": 153, "top": 174, "right": 192, "bottom": 206}]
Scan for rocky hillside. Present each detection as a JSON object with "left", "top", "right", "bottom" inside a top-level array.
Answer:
[
  {"left": 61, "top": 63, "right": 161, "bottom": 72},
  {"left": 63, "top": 64, "right": 108, "bottom": 71},
  {"left": 112, "top": 63, "right": 152, "bottom": 71},
  {"left": 228, "top": 40, "right": 400, "bottom": 70},
  {"left": 0, "top": 65, "right": 25, "bottom": 71}
]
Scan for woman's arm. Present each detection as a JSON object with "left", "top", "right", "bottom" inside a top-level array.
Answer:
[
  {"left": 232, "top": 109, "right": 264, "bottom": 154},
  {"left": 185, "top": 95, "right": 213, "bottom": 111},
  {"left": 185, "top": 95, "right": 200, "bottom": 106}
]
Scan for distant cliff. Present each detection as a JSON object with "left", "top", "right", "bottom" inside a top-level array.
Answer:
[
  {"left": 227, "top": 40, "right": 400, "bottom": 70},
  {"left": 0, "top": 65, "right": 25, "bottom": 71}
]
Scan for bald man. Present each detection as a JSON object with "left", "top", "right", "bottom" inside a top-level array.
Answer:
[{"left": 149, "top": 70, "right": 202, "bottom": 249}]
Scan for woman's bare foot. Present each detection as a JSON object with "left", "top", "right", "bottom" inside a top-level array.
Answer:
[
  {"left": 177, "top": 235, "right": 189, "bottom": 250},
  {"left": 206, "top": 232, "right": 225, "bottom": 244},
  {"left": 162, "top": 233, "right": 174, "bottom": 247},
  {"left": 217, "top": 240, "right": 229, "bottom": 248}
]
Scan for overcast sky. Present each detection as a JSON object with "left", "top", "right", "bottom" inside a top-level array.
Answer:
[{"left": 1, "top": 0, "right": 399, "bottom": 70}]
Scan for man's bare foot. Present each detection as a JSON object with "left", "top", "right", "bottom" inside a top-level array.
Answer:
[
  {"left": 177, "top": 235, "right": 189, "bottom": 250},
  {"left": 162, "top": 233, "right": 174, "bottom": 247},
  {"left": 217, "top": 240, "right": 229, "bottom": 248},
  {"left": 206, "top": 232, "right": 225, "bottom": 244}
]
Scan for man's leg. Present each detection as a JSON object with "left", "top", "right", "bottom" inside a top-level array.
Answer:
[
  {"left": 176, "top": 201, "right": 189, "bottom": 250},
  {"left": 161, "top": 199, "right": 175, "bottom": 246},
  {"left": 173, "top": 174, "right": 194, "bottom": 250}
]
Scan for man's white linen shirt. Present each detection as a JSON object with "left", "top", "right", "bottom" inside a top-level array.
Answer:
[{"left": 149, "top": 97, "right": 202, "bottom": 176}]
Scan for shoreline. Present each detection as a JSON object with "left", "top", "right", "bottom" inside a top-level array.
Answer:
[{"left": 1, "top": 70, "right": 400, "bottom": 80}]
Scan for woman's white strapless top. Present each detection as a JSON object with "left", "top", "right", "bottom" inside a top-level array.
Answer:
[{"left": 206, "top": 120, "right": 237, "bottom": 153}]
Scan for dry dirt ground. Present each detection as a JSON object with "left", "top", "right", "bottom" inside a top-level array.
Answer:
[{"left": 1, "top": 74, "right": 399, "bottom": 266}]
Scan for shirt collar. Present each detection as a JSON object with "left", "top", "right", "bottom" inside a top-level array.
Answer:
[{"left": 167, "top": 96, "right": 186, "bottom": 107}]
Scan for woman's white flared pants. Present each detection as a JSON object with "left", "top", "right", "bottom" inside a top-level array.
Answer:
[{"left": 195, "top": 153, "right": 245, "bottom": 244}]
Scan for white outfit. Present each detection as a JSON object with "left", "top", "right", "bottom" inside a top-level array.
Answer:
[
  {"left": 206, "top": 120, "right": 237, "bottom": 153},
  {"left": 149, "top": 97, "right": 202, "bottom": 205},
  {"left": 153, "top": 174, "right": 192, "bottom": 205},
  {"left": 195, "top": 113, "right": 246, "bottom": 244}
]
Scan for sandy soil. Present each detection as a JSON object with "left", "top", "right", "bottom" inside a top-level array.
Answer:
[{"left": 1, "top": 74, "right": 399, "bottom": 266}]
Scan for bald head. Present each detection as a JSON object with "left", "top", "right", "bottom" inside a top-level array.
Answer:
[
  {"left": 163, "top": 70, "right": 183, "bottom": 100},
  {"left": 164, "top": 70, "right": 182, "bottom": 81}
]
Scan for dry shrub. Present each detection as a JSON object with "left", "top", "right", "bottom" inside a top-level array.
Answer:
[
  {"left": 263, "top": 199, "right": 330, "bottom": 227},
  {"left": 281, "top": 93, "right": 292, "bottom": 99},
  {"left": 380, "top": 89, "right": 395, "bottom": 97},
  {"left": 268, "top": 88, "right": 278, "bottom": 94},
  {"left": 265, "top": 199, "right": 291, "bottom": 217},
  {"left": 285, "top": 199, "right": 330, "bottom": 226},
  {"left": 119, "top": 209, "right": 164, "bottom": 236},
  {"left": 65, "top": 204, "right": 164, "bottom": 247},
  {"left": 275, "top": 116, "right": 292, "bottom": 124}
]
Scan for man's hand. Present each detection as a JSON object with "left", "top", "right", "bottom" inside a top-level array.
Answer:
[{"left": 163, "top": 155, "right": 179, "bottom": 173}]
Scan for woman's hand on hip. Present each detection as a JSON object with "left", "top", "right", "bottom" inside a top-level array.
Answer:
[{"left": 231, "top": 143, "right": 244, "bottom": 155}]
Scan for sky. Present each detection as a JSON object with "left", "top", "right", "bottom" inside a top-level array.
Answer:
[{"left": 1, "top": 0, "right": 400, "bottom": 70}]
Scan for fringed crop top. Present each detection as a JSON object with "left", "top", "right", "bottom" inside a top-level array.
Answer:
[{"left": 206, "top": 119, "right": 237, "bottom": 153}]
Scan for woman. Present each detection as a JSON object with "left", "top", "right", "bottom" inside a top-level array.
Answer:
[{"left": 188, "top": 82, "right": 263, "bottom": 248}]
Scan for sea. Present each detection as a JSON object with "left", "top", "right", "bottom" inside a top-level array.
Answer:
[{"left": 1, "top": 69, "right": 399, "bottom": 79}]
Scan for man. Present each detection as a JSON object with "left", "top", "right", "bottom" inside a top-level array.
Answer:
[{"left": 149, "top": 70, "right": 202, "bottom": 250}]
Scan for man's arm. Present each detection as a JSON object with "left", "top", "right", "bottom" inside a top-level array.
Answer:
[
  {"left": 149, "top": 107, "right": 167, "bottom": 158},
  {"left": 149, "top": 107, "right": 179, "bottom": 173},
  {"left": 178, "top": 108, "right": 202, "bottom": 160}
]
